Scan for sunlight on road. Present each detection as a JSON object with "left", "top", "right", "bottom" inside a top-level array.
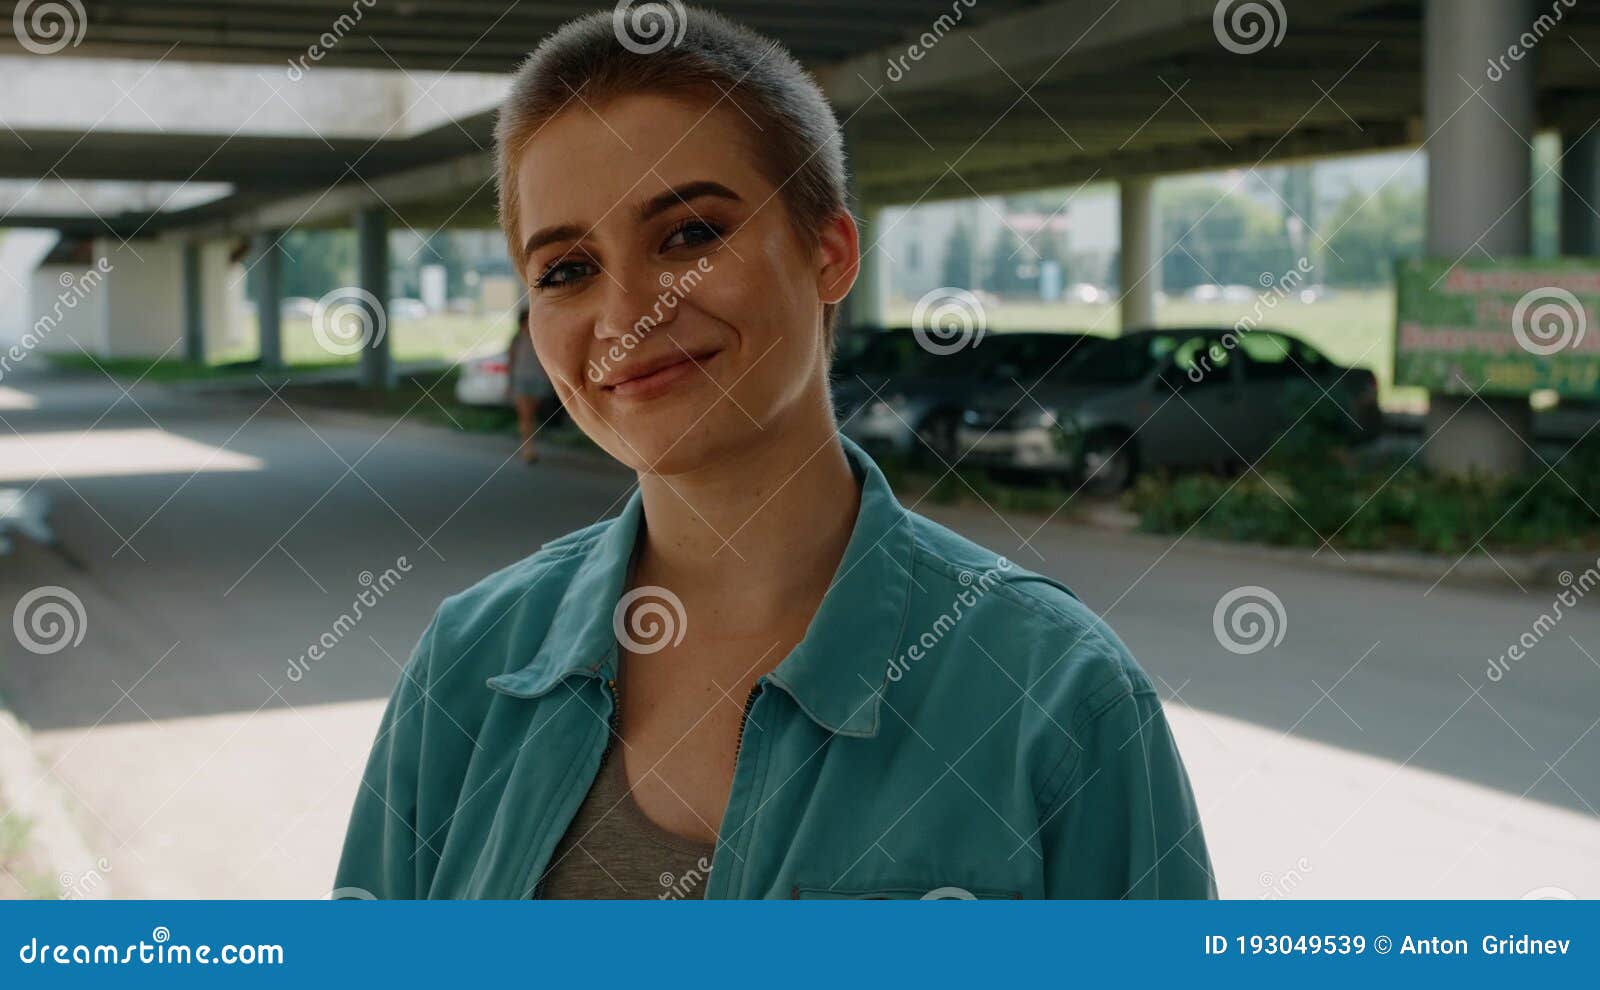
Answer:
[{"left": 0, "top": 428, "right": 263, "bottom": 482}]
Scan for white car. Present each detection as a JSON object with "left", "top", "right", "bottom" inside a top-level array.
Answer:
[{"left": 455, "top": 347, "right": 511, "bottom": 407}]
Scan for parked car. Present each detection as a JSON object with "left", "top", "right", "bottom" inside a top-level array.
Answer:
[
  {"left": 455, "top": 346, "right": 512, "bottom": 407},
  {"left": 955, "top": 327, "right": 1382, "bottom": 493},
  {"left": 832, "top": 328, "right": 1097, "bottom": 464}
]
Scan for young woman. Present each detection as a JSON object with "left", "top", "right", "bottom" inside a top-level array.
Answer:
[{"left": 335, "top": 6, "right": 1214, "bottom": 900}]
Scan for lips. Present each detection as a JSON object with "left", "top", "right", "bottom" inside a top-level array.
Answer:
[{"left": 600, "top": 346, "right": 722, "bottom": 399}]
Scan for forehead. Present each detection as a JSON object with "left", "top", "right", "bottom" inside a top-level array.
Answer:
[{"left": 514, "top": 91, "right": 766, "bottom": 230}]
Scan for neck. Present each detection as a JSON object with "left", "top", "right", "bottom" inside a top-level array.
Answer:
[{"left": 632, "top": 401, "right": 860, "bottom": 634}]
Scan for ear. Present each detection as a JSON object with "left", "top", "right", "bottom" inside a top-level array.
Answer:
[{"left": 815, "top": 209, "right": 861, "bottom": 306}]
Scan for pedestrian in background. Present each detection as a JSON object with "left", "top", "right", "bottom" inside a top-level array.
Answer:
[{"left": 507, "top": 303, "right": 552, "bottom": 463}]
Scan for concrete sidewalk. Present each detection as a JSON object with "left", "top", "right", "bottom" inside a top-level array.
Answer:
[{"left": 0, "top": 365, "right": 1595, "bottom": 898}]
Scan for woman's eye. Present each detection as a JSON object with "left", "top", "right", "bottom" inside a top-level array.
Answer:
[
  {"left": 535, "top": 258, "right": 594, "bottom": 289},
  {"left": 664, "top": 220, "right": 722, "bottom": 251}
]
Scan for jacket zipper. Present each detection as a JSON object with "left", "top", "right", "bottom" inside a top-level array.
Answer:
[{"left": 704, "top": 681, "right": 764, "bottom": 898}]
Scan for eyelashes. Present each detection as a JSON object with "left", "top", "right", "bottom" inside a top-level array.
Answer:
[{"left": 533, "top": 218, "right": 726, "bottom": 291}]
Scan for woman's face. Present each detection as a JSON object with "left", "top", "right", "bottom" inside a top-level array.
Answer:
[{"left": 512, "top": 91, "right": 857, "bottom": 476}]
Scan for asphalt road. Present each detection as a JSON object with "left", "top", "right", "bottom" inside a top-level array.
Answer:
[{"left": 0, "top": 364, "right": 1595, "bottom": 899}]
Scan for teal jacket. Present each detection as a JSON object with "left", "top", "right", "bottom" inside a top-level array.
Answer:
[{"left": 335, "top": 435, "right": 1215, "bottom": 899}]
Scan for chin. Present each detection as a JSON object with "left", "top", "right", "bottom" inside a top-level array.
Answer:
[{"left": 596, "top": 400, "right": 760, "bottom": 477}]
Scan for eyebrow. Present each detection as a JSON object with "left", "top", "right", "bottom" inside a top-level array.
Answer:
[{"left": 520, "top": 180, "right": 743, "bottom": 263}]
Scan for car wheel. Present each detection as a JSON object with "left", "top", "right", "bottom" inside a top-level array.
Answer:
[{"left": 1081, "top": 431, "right": 1137, "bottom": 495}]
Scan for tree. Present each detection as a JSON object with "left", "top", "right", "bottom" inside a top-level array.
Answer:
[
  {"left": 940, "top": 219, "right": 975, "bottom": 289},
  {"left": 1322, "top": 183, "right": 1423, "bottom": 286}
]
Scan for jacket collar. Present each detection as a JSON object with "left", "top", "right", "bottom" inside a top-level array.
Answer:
[{"left": 486, "top": 433, "right": 913, "bottom": 737}]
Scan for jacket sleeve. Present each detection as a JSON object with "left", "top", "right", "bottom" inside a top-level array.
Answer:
[
  {"left": 332, "top": 614, "right": 439, "bottom": 900},
  {"left": 1038, "top": 688, "right": 1217, "bottom": 899}
]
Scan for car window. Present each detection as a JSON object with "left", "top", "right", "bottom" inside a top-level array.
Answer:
[
  {"left": 1056, "top": 335, "right": 1159, "bottom": 385},
  {"left": 1169, "top": 335, "right": 1234, "bottom": 387},
  {"left": 1237, "top": 332, "right": 1296, "bottom": 380}
]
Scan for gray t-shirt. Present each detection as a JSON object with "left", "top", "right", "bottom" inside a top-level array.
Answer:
[{"left": 537, "top": 744, "right": 717, "bottom": 899}]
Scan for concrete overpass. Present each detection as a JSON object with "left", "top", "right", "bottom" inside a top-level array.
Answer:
[{"left": 5, "top": 0, "right": 1600, "bottom": 472}]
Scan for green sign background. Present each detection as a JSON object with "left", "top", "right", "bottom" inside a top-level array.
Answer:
[{"left": 1393, "top": 257, "right": 1600, "bottom": 398}]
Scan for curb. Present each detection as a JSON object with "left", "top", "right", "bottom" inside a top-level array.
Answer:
[
  {"left": 1079, "top": 505, "right": 1594, "bottom": 590},
  {"left": 0, "top": 697, "right": 112, "bottom": 899}
]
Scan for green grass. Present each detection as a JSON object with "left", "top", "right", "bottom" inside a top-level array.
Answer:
[
  {"left": 884, "top": 288, "right": 1423, "bottom": 411},
  {"left": 0, "top": 808, "right": 58, "bottom": 900}
]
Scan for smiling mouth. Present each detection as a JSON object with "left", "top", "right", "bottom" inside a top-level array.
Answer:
[{"left": 602, "top": 348, "right": 723, "bottom": 400}]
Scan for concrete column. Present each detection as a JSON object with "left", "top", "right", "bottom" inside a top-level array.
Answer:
[
  {"left": 356, "top": 207, "right": 393, "bottom": 391},
  {"left": 1421, "top": 0, "right": 1535, "bottom": 477},
  {"left": 181, "top": 241, "right": 205, "bottom": 364},
  {"left": 1118, "top": 177, "right": 1158, "bottom": 331},
  {"left": 252, "top": 231, "right": 283, "bottom": 371},
  {"left": 846, "top": 202, "right": 887, "bottom": 334},
  {"left": 1561, "top": 129, "right": 1600, "bottom": 256}
]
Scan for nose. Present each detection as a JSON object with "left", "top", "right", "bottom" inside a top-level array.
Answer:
[{"left": 595, "top": 262, "right": 679, "bottom": 343}]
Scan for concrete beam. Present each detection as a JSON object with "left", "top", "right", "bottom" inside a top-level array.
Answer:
[
  {"left": 1420, "top": 0, "right": 1535, "bottom": 478},
  {"left": 1118, "top": 178, "right": 1158, "bottom": 331},
  {"left": 1561, "top": 129, "right": 1600, "bottom": 256},
  {"left": 356, "top": 207, "right": 393, "bottom": 391},
  {"left": 252, "top": 231, "right": 283, "bottom": 371}
]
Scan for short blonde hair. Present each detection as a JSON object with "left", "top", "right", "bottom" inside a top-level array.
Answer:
[{"left": 494, "top": 5, "right": 851, "bottom": 349}]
